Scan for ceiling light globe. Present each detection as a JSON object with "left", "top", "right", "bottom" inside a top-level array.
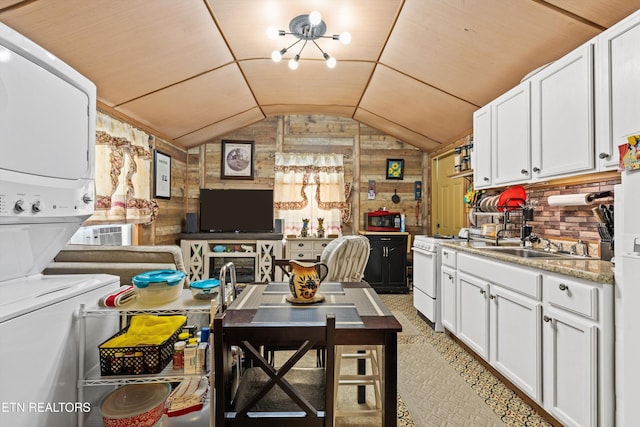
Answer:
[
  {"left": 309, "top": 11, "right": 322, "bottom": 26},
  {"left": 266, "top": 26, "right": 279, "bottom": 40},
  {"left": 288, "top": 57, "right": 299, "bottom": 70},
  {"left": 271, "top": 50, "right": 282, "bottom": 62},
  {"left": 339, "top": 32, "right": 352, "bottom": 45},
  {"left": 326, "top": 56, "right": 337, "bottom": 69}
]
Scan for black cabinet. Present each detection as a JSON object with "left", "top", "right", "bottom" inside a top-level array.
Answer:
[{"left": 363, "top": 234, "right": 408, "bottom": 293}]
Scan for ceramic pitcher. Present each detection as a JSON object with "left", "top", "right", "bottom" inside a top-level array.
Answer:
[{"left": 288, "top": 260, "right": 329, "bottom": 302}]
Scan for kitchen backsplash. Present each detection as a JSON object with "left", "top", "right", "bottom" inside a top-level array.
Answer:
[{"left": 525, "top": 174, "right": 620, "bottom": 246}]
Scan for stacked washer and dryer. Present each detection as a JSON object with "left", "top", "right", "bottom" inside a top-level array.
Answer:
[{"left": 0, "top": 22, "right": 120, "bottom": 426}]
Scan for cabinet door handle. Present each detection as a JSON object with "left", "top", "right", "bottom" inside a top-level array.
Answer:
[
  {"left": 533, "top": 167, "right": 540, "bottom": 172},
  {"left": 483, "top": 176, "right": 490, "bottom": 182},
  {"left": 599, "top": 152, "right": 610, "bottom": 159},
  {"left": 489, "top": 294, "right": 495, "bottom": 300},
  {"left": 558, "top": 283, "right": 568, "bottom": 291},
  {"left": 543, "top": 315, "right": 552, "bottom": 322},
  {"left": 479, "top": 289, "right": 486, "bottom": 295},
  {"left": 521, "top": 168, "right": 528, "bottom": 175}
]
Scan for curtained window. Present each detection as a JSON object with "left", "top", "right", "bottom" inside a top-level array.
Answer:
[
  {"left": 88, "top": 112, "right": 158, "bottom": 224},
  {"left": 273, "top": 153, "right": 348, "bottom": 236}
]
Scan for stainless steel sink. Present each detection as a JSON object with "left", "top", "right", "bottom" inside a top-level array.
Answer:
[{"left": 481, "top": 247, "right": 590, "bottom": 260}]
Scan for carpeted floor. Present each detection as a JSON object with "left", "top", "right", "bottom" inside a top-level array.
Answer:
[{"left": 380, "top": 293, "right": 553, "bottom": 427}]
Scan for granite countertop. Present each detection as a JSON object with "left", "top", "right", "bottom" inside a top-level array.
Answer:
[{"left": 440, "top": 241, "right": 615, "bottom": 285}]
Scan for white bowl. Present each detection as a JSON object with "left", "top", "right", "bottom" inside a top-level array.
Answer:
[
  {"left": 132, "top": 270, "right": 186, "bottom": 305},
  {"left": 189, "top": 278, "right": 220, "bottom": 300}
]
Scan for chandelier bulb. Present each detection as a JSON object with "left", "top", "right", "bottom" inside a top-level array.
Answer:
[
  {"left": 288, "top": 55, "right": 300, "bottom": 70},
  {"left": 325, "top": 55, "right": 336, "bottom": 69},
  {"left": 309, "top": 11, "right": 322, "bottom": 26},
  {"left": 339, "top": 32, "right": 352, "bottom": 45},
  {"left": 271, "top": 49, "right": 283, "bottom": 62},
  {"left": 266, "top": 26, "right": 279, "bottom": 40}
]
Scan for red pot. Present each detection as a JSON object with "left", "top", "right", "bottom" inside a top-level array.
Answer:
[{"left": 101, "top": 383, "right": 170, "bottom": 427}]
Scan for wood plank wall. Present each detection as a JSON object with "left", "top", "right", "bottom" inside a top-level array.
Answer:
[
  {"left": 102, "top": 110, "right": 620, "bottom": 250},
  {"left": 185, "top": 115, "right": 431, "bottom": 237}
]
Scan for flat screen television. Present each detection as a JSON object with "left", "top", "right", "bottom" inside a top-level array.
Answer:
[{"left": 199, "top": 189, "right": 274, "bottom": 233}]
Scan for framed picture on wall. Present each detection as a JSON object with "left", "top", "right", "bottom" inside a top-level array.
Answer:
[
  {"left": 153, "top": 150, "right": 171, "bottom": 199},
  {"left": 221, "top": 140, "right": 254, "bottom": 179},
  {"left": 386, "top": 158, "right": 404, "bottom": 180}
]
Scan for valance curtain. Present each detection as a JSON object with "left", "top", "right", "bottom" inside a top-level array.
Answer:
[
  {"left": 273, "top": 153, "right": 347, "bottom": 236},
  {"left": 89, "top": 112, "right": 158, "bottom": 224}
]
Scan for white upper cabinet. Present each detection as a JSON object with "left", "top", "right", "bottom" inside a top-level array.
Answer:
[
  {"left": 472, "top": 104, "right": 492, "bottom": 189},
  {"left": 596, "top": 10, "right": 640, "bottom": 171},
  {"left": 491, "top": 82, "right": 531, "bottom": 186},
  {"left": 530, "top": 43, "right": 595, "bottom": 181}
]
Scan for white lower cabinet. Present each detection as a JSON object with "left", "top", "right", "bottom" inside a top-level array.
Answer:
[
  {"left": 490, "top": 285, "right": 542, "bottom": 401},
  {"left": 441, "top": 265, "right": 457, "bottom": 334},
  {"left": 457, "top": 270, "right": 542, "bottom": 401},
  {"left": 542, "top": 273, "right": 614, "bottom": 427},
  {"left": 457, "top": 272, "right": 489, "bottom": 358},
  {"left": 543, "top": 306, "right": 597, "bottom": 427},
  {"left": 446, "top": 251, "right": 613, "bottom": 426}
]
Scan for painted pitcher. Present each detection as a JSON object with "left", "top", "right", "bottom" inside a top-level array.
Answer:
[{"left": 288, "top": 260, "right": 329, "bottom": 302}]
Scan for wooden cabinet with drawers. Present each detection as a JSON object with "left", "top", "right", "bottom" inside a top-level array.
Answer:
[{"left": 285, "top": 237, "right": 332, "bottom": 261}]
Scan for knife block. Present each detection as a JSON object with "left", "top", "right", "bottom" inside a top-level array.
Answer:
[{"left": 600, "top": 241, "right": 614, "bottom": 262}]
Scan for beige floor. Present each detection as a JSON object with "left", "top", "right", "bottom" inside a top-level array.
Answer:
[
  {"left": 270, "top": 293, "right": 553, "bottom": 427},
  {"left": 380, "top": 293, "right": 553, "bottom": 427}
]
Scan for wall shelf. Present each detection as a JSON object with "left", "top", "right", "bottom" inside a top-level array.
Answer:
[{"left": 448, "top": 170, "right": 474, "bottom": 179}]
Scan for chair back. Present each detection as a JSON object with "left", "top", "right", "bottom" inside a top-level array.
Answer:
[
  {"left": 214, "top": 312, "right": 336, "bottom": 427},
  {"left": 320, "top": 235, "right": 370, "bottom": 282}
]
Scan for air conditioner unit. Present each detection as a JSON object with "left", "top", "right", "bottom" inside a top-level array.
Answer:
[{"left": 69, "top": 224, "right": 132, "bottom": 246}]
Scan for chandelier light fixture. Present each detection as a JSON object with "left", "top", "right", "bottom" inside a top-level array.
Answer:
[{"left": 266, "top": 11, "right": 351, "bottom": 70}]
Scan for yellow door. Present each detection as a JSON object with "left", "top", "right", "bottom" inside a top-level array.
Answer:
[{"left": 431, "top": 151, "right": 465, "bottom": 236}]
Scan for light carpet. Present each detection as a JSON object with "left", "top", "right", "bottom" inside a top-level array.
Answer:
[{"left": 381, "top": 294, "right": 552, "bottom": 427}]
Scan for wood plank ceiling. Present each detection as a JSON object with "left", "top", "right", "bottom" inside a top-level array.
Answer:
[{"left": 2, "top": 0, "right": 640, "bottom": 152}]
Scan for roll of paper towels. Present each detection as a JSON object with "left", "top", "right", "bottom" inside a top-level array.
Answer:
[{"left": 547, "top": 193, "right": 595, "bottom": 206}]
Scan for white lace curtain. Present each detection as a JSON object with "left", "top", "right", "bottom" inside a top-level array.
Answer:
[
  {"left": 88, "top": 112, "right": 157, "bottom": 224},
  {"left": 273, "top": 153, "right": 347, "bottom": 236}
]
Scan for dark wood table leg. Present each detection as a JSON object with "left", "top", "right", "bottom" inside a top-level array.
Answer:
[{"left": 383, "top": 332, "right": 398, "bottom": 427}]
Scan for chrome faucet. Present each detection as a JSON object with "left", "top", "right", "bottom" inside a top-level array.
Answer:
[
  {"left": 495, "top": 228, "right": 510, "bottom": 246},
  {"left": 570, "top": 240, "right": 589, "bottom": 257},
  {"left": 520, "top": 232, "right": 540, "bottom": 247},
  {"left": 539, "top": 237, "right": 562, "bottom": 252},
  {"left": 219, "top": 261, "right": 237, "bottom": 312}
]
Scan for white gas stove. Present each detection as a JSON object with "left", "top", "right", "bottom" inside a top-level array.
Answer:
[{"left": 411, "top": 235, "right": 461, "bottom": 332}]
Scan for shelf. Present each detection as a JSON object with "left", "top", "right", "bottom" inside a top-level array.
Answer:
[
  {"left": 81, "top": 363, "right": 209, "bottom": 386},
  {"left": 78, "top": 289, "right": 217, "bottom": 427},
  {"left": 448, "top": 169, "right": 473, "bottom": 179},
  {"left": 83, "top": 290, "right": 216, "bottom": 316},
  {"left": 206, "top": 252, "right": 257, "bottom": 257}
]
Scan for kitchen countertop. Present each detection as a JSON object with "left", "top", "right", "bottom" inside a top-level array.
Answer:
[{"left": 440, "top": 241, "right": 615, "bottom": 285}]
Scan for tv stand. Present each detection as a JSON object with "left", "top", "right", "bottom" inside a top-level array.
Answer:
[{"left": 180, "top": 233, "right": 283, "bottom": 283}]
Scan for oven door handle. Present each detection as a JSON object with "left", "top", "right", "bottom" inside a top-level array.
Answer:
[{"left": 412, "top": 247, "right": 436, "bottom": 256}]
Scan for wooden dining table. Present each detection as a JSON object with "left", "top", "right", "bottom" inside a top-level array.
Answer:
[{"left": 216, "top": 280, "right": 403, "bottom": 426}]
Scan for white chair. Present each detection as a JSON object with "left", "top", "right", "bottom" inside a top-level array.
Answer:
[
  {"left": 320, "top": 235, "right": 370, "bottom": 283},
  {"left": 319, "top": 235, "right": 383, "bottom": 421}
]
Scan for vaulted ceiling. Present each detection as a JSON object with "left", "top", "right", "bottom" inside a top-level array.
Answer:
[{"left": 2, "top": 0, "right": 640, "bottom": 152}]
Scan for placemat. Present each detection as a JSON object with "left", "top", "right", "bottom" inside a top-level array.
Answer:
[
  {"left": 229, "top": 284, "right": 393, "bottom": 318},
  {"left": 252, "top": 303, "right": 363, "bottom": 327},
  {"left": 264, "top": 282, "right": 345, "bottom": 295}
]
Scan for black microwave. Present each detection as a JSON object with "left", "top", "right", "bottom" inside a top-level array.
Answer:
[{"left": 365, "top": 210, "right": 401, "bottom": 231}]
